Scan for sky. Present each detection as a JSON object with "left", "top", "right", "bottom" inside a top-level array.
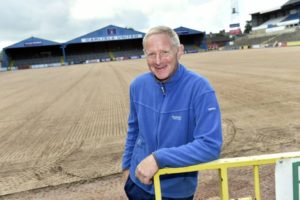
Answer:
[{"left": 0, "top": 0, "right": 289, "bottom": 50}]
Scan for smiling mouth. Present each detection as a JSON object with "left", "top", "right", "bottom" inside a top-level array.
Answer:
[{"left": 155, "top": 65, "right": 167, "bottom": 70}]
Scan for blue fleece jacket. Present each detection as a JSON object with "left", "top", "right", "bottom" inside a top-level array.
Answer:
[{"left": 122, "top": 64, "right": 222, "bottom": 198}]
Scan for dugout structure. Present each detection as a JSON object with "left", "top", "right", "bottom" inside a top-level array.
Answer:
[{"left": 1, "top": 25, "right": 207, "bottom": 69}]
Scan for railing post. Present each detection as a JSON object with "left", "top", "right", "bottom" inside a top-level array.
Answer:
[
  {"left": 154, "top": 173, "right": 162, "bottom": 200},
  {"left": 253, "top": 165, "right": 261, "bottom": 200},
  {"left": 219, "top": 167, "right": 229, "bottom": 200}
]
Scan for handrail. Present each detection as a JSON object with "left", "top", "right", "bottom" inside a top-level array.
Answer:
[{"left": 154, "top": 151, "right": 300, "bottom": 200}]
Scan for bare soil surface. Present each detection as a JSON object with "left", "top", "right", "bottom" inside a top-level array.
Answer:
[{"left": 0, "top": 47, "right": 299, "bottom": 200}]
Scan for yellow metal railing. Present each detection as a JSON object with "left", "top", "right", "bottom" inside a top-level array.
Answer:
[{"left": 154, "top": 151, "right": 300, "bottom": 200}]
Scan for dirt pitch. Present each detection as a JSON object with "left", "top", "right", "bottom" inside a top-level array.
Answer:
[{"left": 0, "top": 47, "right": 299, "bottom": 200}]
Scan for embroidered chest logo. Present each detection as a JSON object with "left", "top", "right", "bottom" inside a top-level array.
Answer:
[
  {"left": 208, "top": 107, "right": 216, "bottom": 111},
  {"left": 171, "top": 115, "right": 182, "bottom": 121}
]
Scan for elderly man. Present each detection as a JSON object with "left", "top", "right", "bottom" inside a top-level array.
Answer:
[{"left": 122, "top": 25, "right": 223, "bottom": 200}]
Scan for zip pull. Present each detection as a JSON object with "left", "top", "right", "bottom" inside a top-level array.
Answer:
[{"left": 160, "top": 84, "right": 166, "bottom": 96}]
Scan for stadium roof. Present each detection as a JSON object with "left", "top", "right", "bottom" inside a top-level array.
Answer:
[
  {"left": 283, "top": 0, "right": 300, "bottom": 6},
  {"left": 282, "top": 0, "right": 300, "bottom": 8},
  {"left": 5, "top": 37, "right": 60, "bottom": 49},
  {"left": 251, "top": 0, "right": 300, "bottom": 14},
  {"left": 65, "top": 24, "right": 145, "bottom": 45},
  {"left": 174, "top": 26, "right": 204, "bottom": 35},
  {"left": 251, "top": 7, "right": 282, "bottom": 15}
]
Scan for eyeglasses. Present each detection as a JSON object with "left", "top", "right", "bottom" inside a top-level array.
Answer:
[{"left": 144, "top": 50, "right": 174, "bottom": 60}]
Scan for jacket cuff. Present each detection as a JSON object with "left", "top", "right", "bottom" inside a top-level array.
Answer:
[
  {"left": 122, "top": 160, "right": 131, "bottom": 171},
  {"left": 152, "top": 153, "right": 161, "bottom": 169}
]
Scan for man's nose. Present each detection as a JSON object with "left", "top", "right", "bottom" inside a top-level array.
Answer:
[{"left": 154, "top": 54, "right": 162, "bottom": 64}]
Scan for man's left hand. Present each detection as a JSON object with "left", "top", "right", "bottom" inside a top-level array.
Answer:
[{"left": 135, "top": 154, "right": 158, "bottom": 185}]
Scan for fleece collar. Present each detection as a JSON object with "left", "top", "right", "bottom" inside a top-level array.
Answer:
[{"left": 153, "top": 63, "right": 185, "bottom": 87}]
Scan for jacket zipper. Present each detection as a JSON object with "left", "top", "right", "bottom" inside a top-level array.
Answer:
[
  {"left": 160, "top": 83, "right": 166, "bottom": 96},
  {"left": 155, "top": 82, "right": 166, "bottom": 149}
]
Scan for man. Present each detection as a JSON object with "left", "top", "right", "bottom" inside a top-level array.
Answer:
[{"left": 122, "top": 26, "right": 222, "bottom": 200}]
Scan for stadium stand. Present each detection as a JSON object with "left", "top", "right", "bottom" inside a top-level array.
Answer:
[
  {"left": 64, "top": 25, "right": 145, "bottom": 64},
  {"left": 206, "top": 32, "right": 231, "bottom": 50},
  {"left": 174, "top": 26, "right": 207, "bottom": 52},
  {"left": 233, "top": 0, "right": 300, "bottom": 48},
  {"left": 1, "top": 25, "right": 207, "bottom": 70},
  {"left": 3, "top": 37, "right": 62, "bottom": 69},
  {"left": 234, "top": 27, "right": 300, "bottom": 47},
  {"left": 282, "top": 12, "right": 300, "bottom": 21},
  {"left": 252, "top": 16, "right": 287, "bottom": 31},
  {"left": 251, "top": 0, "right": 300, "bottom": 31}
]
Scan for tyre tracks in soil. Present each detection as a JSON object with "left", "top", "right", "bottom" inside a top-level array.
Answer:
[
  {"left": 0, "top": 66, "right": 96, "bottom": 195},
  {"left": 0, "top": 66, "right": 94, "bottom": 146}
]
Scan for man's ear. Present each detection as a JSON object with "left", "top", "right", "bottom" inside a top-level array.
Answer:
[{"left": 177, "top": 44, "right": 184, "bottom": 59}]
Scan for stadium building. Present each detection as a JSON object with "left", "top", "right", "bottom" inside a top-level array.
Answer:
[
  {"left": 1, "top": 25, "right": 207, "bottom": 70},
  {"left": 2, "top": 37, "right": 62, "bottom": 70},
  {"left": 234, "top": 0, "right": 300, "bottom": 48},
  {"left": 63, "top": 25, "right": 145, "bottom": 65},
  {"left": 251, "top": 0, "right": 300, "bottom": 33},
  {"left": 174, "top": 26, "right": 207, "bottom": 52}
]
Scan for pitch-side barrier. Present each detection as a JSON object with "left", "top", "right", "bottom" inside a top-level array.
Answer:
[{"left": 154, "top": 151, "right": 300, "bottom": 200}]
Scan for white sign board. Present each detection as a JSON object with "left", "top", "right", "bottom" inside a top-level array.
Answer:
[{"left": 276, "top": 158, "right": 300, "bottom": 200}]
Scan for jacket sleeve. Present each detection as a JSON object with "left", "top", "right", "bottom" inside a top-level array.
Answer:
[
  {"left": 122, "top": 84, "right": 139, "bottom": 170},
  {"left": 153, "top": 90, "right": 223, "bottom": 168}
]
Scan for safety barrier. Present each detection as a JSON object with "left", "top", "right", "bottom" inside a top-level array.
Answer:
[
  {"left": 287, "top": 41, "right": 300, "bottom": 46},
  {"left": 154, "top": 151, "right": 300, "bottom": 200}
]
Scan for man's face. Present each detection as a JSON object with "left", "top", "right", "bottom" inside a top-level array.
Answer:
[{"left": 144, "top": 33, "right": 183, "bottom": 81}]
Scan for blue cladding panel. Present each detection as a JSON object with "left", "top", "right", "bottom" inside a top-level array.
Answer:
[
  {"left": 66, "top": 25, "right": 145, "bottom": 44},
  {"left": 5, "top": 37, "right": 60, "bottom": 49},
  {"left": 281, "top": 12, "right": 300, "bottom": 22},
  {"left": 174, "top": 26, "right": 203, "bottom": 35}
]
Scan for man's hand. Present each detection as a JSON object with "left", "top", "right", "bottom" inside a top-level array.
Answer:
[{"left": 135, "top": 154, "right": 158, "bottom": 185}]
